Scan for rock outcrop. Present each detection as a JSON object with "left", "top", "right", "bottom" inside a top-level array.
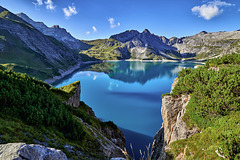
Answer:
[
  {"left": 0, "top": 143, "right": 67, "bottom": 160},
  {"left": 161, "top": 94, "right": 198, "bottom": 146},
  {"left": 64, "top": 81, "right": 81, "bottom": 107},
  {"left": 63, "top": 81, "right": 126, "bottom": 159},
  {"left": 81, "top": 120, "right": 126, "bottom": 159},
  {"left": 152, "top": 79, "right": 199, "bottom": 160},
  {"left": 101, "top": 127, "right": 126, "bottom": 149}
]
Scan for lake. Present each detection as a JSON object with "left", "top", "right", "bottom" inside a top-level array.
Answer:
[{"left": 54, "top": 61, "right": 197, "bottom": 158}]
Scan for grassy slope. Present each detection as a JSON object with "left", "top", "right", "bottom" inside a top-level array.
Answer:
[
  {"left": 0, "top": 68, "right": 122, "bottom": 159},
  {"left": 0, "top": 11, "right": 61, "bottom": 80},
  {"left": 0, "top": 29, "right": 60, "bottom": 80},
  {"left": 165, "top": 53, "right": 240, "bottom": 159},
  {"left": 50, "top": 81, "right": 80, "bottom": 102},
  {"left": 81, "top": 39, "right": 124, "bottom": 60},
  {"left": 81, "top": 39, "right": 168, "bottom": 60}
]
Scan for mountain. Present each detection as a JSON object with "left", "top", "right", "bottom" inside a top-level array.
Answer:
[
  {"left": 82, "top": 29, "right": 240, "bottom": 60},
  {"left": 81, "top": 29, "right": 179, "bottom": 60},
  {"left": 169, "top": 30, "right": 240, "bottom": 59},
  {"left": 17, "top": 12, "right": 90, "bottom": 50},
  {"left": 0, "top": 6, "right": 91, "bottom": 81}
]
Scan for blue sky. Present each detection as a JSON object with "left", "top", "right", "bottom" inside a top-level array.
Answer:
[{"left": 1, "top": 0, "right": 240, "bottom": 40}]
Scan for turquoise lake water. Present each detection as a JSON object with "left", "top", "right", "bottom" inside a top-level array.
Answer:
[{"left": 54, "top": 61, "right": 197, "bottom": 158}]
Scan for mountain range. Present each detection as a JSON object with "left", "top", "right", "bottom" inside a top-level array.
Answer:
[
  {"left": 82, "top": 29, "right": 240, "bottom": 60},
  {"left": 1, "top": 5, "right": 240, "bottom": 81}
]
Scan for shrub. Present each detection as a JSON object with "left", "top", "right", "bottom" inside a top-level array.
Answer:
[{"left": 0, "top": 69, "right": 85, "bottom": 141}]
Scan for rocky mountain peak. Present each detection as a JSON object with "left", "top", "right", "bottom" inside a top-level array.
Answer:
[
  {"left": 199, "top": 31, "right": 208, "bottom": 35},
  {"left": 0, "top": 5, "right": 7, "bottom": 12},
  {"left": 17, "top": 12, "right": 89, "bottom": 50},
  {"left": 110, "top": 30, "right": 140, "bottom": 43},
  {"left": 51, "top": 25, "right": 60, "bottom": 29},
  {"left": 143, "top": 29, "right": 151, "bottom": 34},
  {"left": 17, "top": 12, "right": 28, "bottom": 18}
]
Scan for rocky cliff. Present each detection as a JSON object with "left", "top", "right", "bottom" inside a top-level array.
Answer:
[
  {"left": 64, "top": 81, "right": 81, "bottom": 107},
  {"left": 58, "top": 81, "right": 126, "bottom": 158},
  {"left": 0, "top": 143, "right": 67, "bottom": 160},
  {"left": 17, "top": 13, "right": 90, "bottom": 50},
  {"left": 152, "top": 79, "right": 199, "bottom": 160},
  {"left": 81, "top": 121, "right": 126, "bottom": 158}
]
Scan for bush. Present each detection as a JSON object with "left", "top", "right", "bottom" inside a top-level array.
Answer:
[
  {"left": 0, "top": 69, "right": 85, "bottom": 141},
  {"left": 167, "top": 53, "right": 240, "bottom": 159},
  {"left": 206, "top": 52, "right": 240, "bottom": 67},
  {"left": 172, "top": 61, "right": 240, "bottom": 128}
]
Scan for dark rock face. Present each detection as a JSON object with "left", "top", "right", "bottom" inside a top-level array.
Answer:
[
  {"left": 64, "top": 81, "right": 81, "bottom": 107},
  {"left": 17, "top": 12, "right": 90, "bottom": 50},
  {"left": 151, "top": 127, "right": 165, "bottom": 160},
  {"left": 110, "top": 30, "right": 140, "bottom": 43},
  {"left": 0, "top": 143, "right": 67, "bottom": 160},
  {"left": 101, "top": 127, "right": 126, "bottom": 149}
]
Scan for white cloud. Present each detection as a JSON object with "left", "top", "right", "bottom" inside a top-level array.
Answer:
[
  {"left": 45, "top": 0, "right": 55, "bottom": 10},
  {"left": 33, "top": 0, "right": 43, "bottom": 6},
  {"left": 108, "top": 18, "right": 121, "bottom": 29},
  {"left": 108, "top": 18, "right": 116, "bottom": 28},
  {"left": 63, "top": 4, "right": 78, "bottom": 18},
  {"left": 192, "top": 0, "right": 234, "bottom": 20},
  {"left": 86, "top": 26, "right": 97, "bottom": 35},
  {"left": 93, "top": 26, "right": 97, "bottom": 32}
]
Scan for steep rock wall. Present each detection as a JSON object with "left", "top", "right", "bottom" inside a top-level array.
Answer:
[
  {"left": 80, "top": 120, "right": 126, "bottom": 159},
  {"left": 64, "top": 81, "right": 81, "bottom": 107},
  {"left": 152, "top": 79, "right": 198, "bottom": 160}
]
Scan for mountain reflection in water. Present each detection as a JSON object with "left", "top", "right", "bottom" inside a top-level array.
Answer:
[{"left": 88, "top": 61, "right": 195, "bottom": 84}]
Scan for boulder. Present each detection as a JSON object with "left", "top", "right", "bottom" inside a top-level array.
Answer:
[{"left": 0, "top": 143, "right": 67, "bottom": 160}]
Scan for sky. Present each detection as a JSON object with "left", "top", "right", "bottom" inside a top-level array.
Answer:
[{"left": 1, "top": 0, "right": 240, "bottom": 40}]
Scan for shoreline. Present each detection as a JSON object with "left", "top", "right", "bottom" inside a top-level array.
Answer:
[
  {"left": 45, "top": 60, "right": 102, "bottom": 85},
  {"left": 104, "top": 59, "right": 206, "bottom": 64},
  {"left": 46, "top": 58, "right": 205, "bottom": 85}
]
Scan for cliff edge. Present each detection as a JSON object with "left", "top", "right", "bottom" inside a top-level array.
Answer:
[
  {"left": 64, "top": 81, "right": 81, "bottom": 107},
  {"left": 152, "top": 78, "right": 198, "bottom": 160}
]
